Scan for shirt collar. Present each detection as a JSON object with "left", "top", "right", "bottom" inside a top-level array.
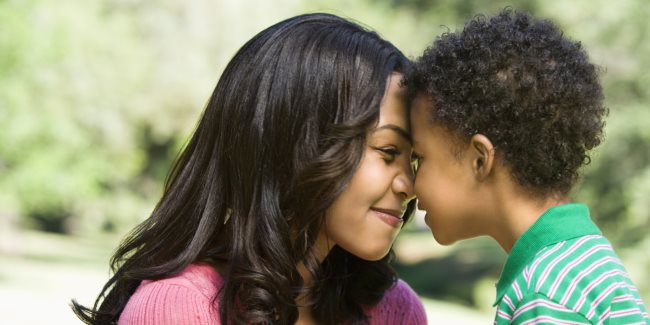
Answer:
[{"left": 493, "top": 203, "right": 601, "bottom": 306}]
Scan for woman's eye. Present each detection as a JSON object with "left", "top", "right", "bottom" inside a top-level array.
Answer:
[{"left": 375, "top": 147, "right": 400, "bottom": 161}]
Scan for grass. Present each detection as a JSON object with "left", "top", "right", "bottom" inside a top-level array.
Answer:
[
  {"left": 0, "top": 229, "right": 493, "bottom": 324},
  {"left": 0, "top": 229, "right": 119, "bottom": 324}
]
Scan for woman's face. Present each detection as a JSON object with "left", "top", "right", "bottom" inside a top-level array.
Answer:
[{"left": 317, "top": 73, "right": 415, "bottom": 261}]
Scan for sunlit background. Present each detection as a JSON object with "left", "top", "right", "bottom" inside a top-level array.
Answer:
[{"left": 1, "top": 0, "right": 649, "bottom": 324}]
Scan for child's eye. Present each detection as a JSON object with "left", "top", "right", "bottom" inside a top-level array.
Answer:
[{"left": 411, "top": 152, "right": 421, "bottom": 174}]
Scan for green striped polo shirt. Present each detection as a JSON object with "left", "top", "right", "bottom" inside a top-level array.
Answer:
[{"left": 493, "top": 203, "right": 649, "bottom": 324}]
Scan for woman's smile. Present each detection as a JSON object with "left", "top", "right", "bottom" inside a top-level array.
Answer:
[{"left": 370, "top": 207, "right": 404, "bottom": 228}]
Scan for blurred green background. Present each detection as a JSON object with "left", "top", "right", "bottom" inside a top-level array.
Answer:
[{"left": 1, "top": 0, "right": 649, "bottom": 323}]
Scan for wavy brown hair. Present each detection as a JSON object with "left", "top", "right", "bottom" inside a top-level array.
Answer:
[{"left": 71, "top": 13, "right": 413, "bottom": 324}]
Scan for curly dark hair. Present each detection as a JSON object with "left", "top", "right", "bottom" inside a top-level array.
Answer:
[{"left": 405, "top": 7, "right": 608, "bottom": 196}]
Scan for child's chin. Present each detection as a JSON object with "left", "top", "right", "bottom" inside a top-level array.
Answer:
[{"left": 430, "top": 231, "right": 458, "bottom": 246}]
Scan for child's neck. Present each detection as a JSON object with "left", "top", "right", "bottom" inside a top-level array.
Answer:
[{"left": 492, "top": 188, "right": 570, "bottom": 253}]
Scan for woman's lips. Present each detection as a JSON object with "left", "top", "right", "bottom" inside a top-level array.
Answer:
[{"left": 371, "top": 207, "right": 404, "bottom": 228}]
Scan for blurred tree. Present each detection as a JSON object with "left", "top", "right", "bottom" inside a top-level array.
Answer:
[
  {"left": 0, "top": 0, "right": 302, "bottom": 234},
  {"left": 0, "top": 0, "right": 156, "bottom": 234}
]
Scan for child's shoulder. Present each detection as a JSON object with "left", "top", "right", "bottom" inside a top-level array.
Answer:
[
  {"left": 499, "top": 235, "right": 648, "bottom": 323},
  {"left": 524, "top": 234, "right": 624, "bottom": 296}
]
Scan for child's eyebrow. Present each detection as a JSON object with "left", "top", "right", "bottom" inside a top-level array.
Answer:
[{"left": 373, "top": 124, "right": 412, "bottom": 144}]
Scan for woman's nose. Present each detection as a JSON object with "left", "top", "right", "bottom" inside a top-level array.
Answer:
[{"left": 393, "top": 158, "right": 415, "bottom": 202}]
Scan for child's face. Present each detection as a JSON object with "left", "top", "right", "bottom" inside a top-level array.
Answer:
[
  {"left": 318, "top": 74, "right": 416, "bottom": 261},
  {"left": 410, "top": 95, "right": 487, "bottom": 245}
]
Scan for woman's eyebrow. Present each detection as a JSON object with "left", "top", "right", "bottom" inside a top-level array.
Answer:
[{"left": 373, "top": 124, "right": 412, "bottom": 144}]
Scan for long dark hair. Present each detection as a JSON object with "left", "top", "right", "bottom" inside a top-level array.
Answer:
[{"left": 72, "top": 13, "right": 412, "bottom": 324}]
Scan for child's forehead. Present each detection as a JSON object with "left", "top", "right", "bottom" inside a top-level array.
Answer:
[
  {"left": 410, "top": 93, "right": 453, "bottom": 129},
  {"left": 412, "top": 92, "right": 435, "bottom": 107},
  {"left": 410, "top": 93, "right": 436, "bottom": 119},
  {"left": 411, "top": 104, "right": 463, "bottom": 143}
]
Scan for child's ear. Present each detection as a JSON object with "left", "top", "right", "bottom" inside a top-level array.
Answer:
[{"left": 468, "top": 134, "right": 495, "bottom": 181}]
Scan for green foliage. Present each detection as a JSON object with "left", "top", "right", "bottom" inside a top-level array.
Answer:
[
  {"left": 0, "top": 0, "right": 315, "bottom": 234},
  {"left": 1, "top": 0, "right": 154, "bottom": 233}
]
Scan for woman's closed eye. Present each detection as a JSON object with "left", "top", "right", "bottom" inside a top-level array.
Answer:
[{"left": 373, "top": 146, "right": 401, "bottom": 162}]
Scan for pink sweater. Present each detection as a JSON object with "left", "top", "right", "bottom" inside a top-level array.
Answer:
[{"left": 119, "top": 263, "right": 427, "bottom": 324}]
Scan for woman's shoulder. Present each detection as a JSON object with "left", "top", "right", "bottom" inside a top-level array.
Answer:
[
  {"left": 134, "top": 262, "right": 223, "bottom": 299},
  {"left": 381, "top": 279, "right": 425, "bottom": 308},
  {"left": 118, "top": 263, "right": 224, "bottom": 324},
  {"left": 365, "top": 279, "right": 428, "bottom": 324},
  {"left": 159, "top": 262, "right": 224, "bottom": 297}
]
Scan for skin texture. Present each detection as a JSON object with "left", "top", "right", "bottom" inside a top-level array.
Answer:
[
  {"left": 316, "top": 74, "right": 415, "bottom": 262},
  {"left": 410, "top": 94, "right": 568, "bottom": 252}
]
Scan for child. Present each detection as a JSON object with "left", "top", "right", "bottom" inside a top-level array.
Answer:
[{"left": 405, "top": 8, "right": 649, "bottom": 324}]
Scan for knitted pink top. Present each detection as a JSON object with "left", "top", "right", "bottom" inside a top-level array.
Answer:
[{"left": 118, "top": 263, "right": 427, "bottom": 324}]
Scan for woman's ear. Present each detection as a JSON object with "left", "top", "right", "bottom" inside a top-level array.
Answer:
[{"left": 468, "top": 134, "right": 495, "bottom": 181}]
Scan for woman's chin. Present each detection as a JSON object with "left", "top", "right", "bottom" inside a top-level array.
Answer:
[{"left": 351, "top": 246, "right": 392, "bottom": 261}]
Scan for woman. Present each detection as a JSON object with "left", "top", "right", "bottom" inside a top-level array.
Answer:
[{"left": 72, "top": 13, "right": 426, "bottom": 324}]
